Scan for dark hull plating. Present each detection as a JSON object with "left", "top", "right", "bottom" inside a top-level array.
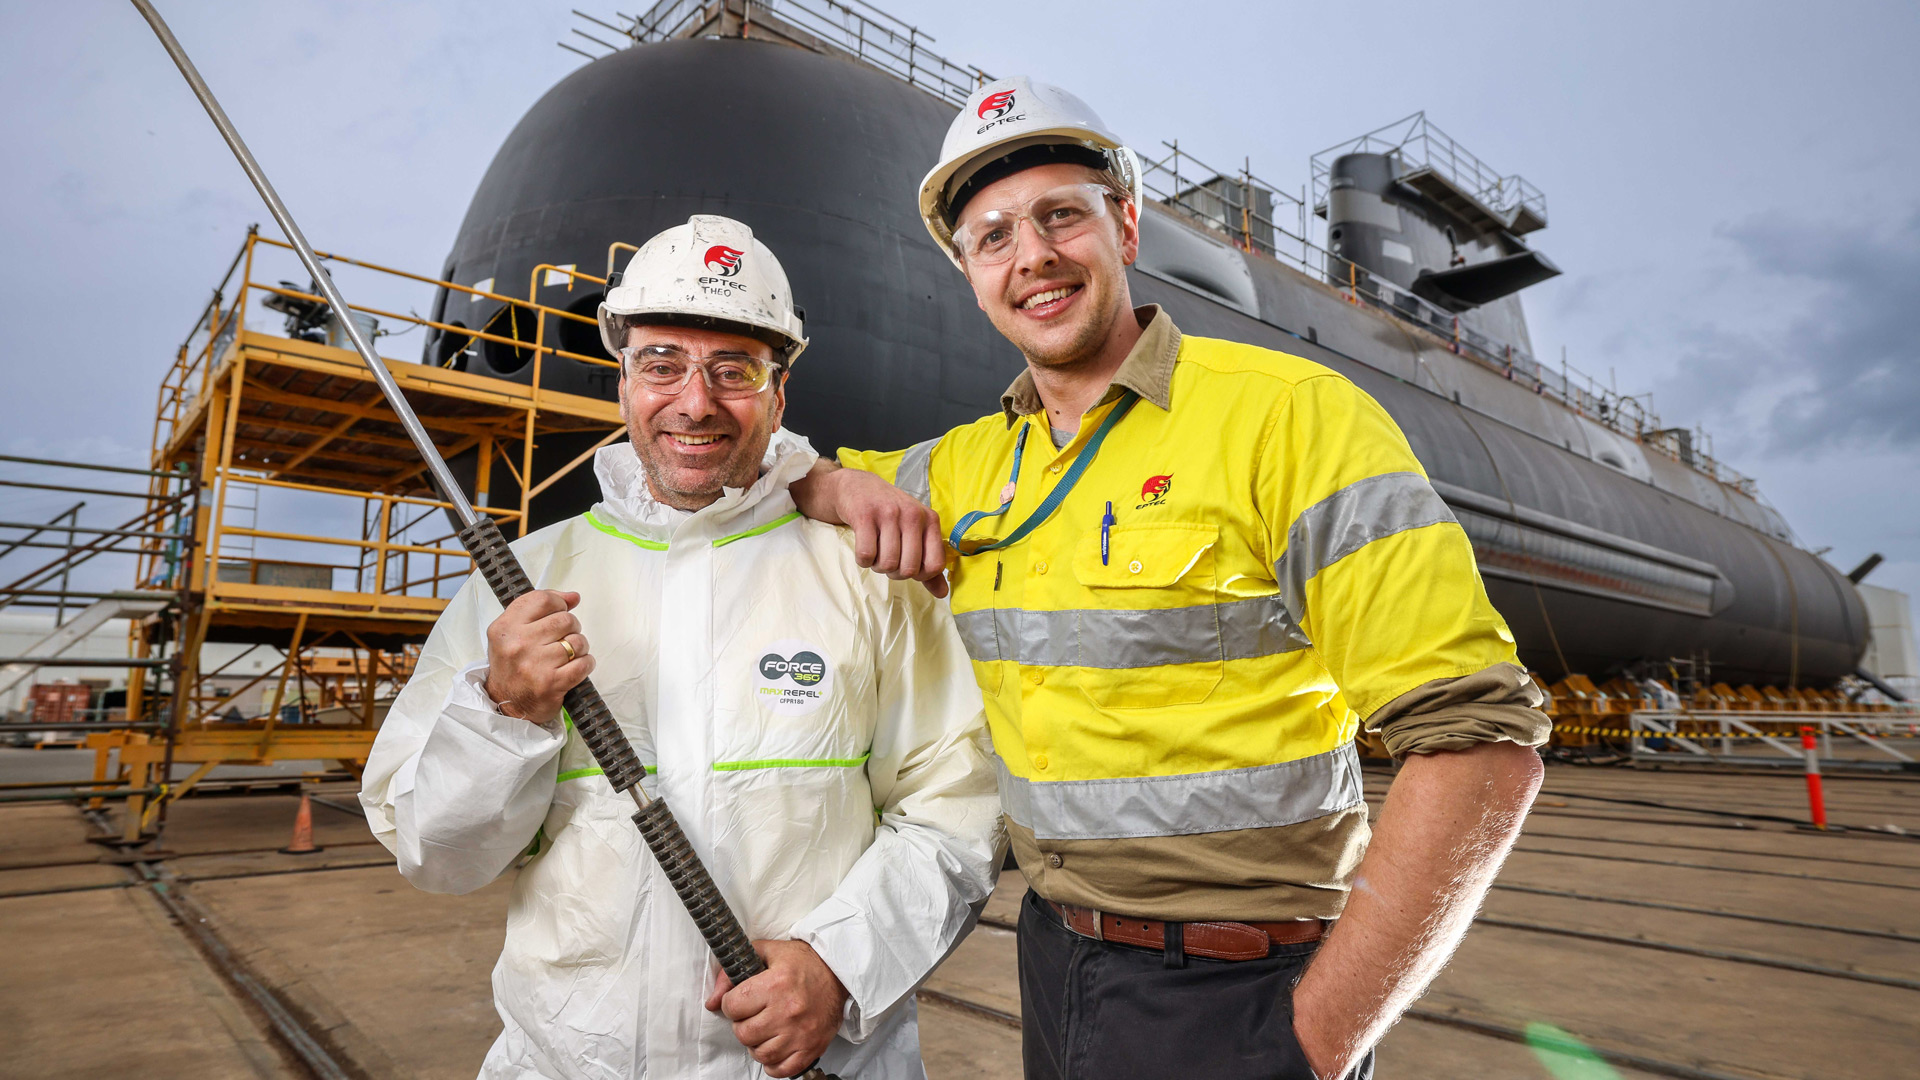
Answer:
[{"left": 426, "top": 37, "right": 1865, "bottom": 686}]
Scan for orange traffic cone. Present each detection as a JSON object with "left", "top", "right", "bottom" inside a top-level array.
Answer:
[{"left": 279, "top": 791, "right": 324, "bottom": 855}]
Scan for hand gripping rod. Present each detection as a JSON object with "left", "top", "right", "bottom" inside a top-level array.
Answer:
[{"left": 131, "top": 5, "right": 837, "bottom": 1075}]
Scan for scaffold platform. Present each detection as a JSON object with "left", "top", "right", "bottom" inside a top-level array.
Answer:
[{"left": 94, "top": 229, "right": 627, "bottom": 841}]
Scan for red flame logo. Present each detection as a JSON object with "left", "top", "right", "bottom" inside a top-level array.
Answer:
[
  {"left": 704, "top": 245, "right": 744, "bottom": 277},
  {"left": 1139, "top": 474, "right": 1172, "bottom": 506},
  {"left": 977, "top": 89, "right": 1016, "bottom": 119}
]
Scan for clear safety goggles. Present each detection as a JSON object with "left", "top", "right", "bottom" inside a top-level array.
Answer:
[
  {"left": 620, "top": 344, "right": 780, "bottom": 399},
  {"left": 951, "top": 183, "right": 1119, "bottom": 267}
]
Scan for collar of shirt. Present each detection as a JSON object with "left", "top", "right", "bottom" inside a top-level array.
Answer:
[
  {"left": 999, "top": 304, "right": 1183, "bottom": 428},
  {"left": 588, "top": 428, "right": 817, "bottom": 545}
]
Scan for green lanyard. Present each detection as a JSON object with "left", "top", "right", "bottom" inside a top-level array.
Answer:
[{"left": 948, "top": 390, "right": 1139, "bottom": 556}]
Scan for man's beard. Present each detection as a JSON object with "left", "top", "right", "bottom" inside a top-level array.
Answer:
[
  {"left": 636, "top": 437, "right": 765, "bottom": 509},
  {"left": 998, "top": 277, "right": 1121, "bottom": 371},
  {"left": 1018, "top": 308, "right": 1108, "bottom": 369}
]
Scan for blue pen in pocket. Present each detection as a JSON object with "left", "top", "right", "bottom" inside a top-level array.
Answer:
[{"left": 1101, "top": 501, "right": 1114, "bottom": 565}]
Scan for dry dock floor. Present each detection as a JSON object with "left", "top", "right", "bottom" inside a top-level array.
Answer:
[{"left": 2, "top": 754, "right": 1915, "bottom": 1079}]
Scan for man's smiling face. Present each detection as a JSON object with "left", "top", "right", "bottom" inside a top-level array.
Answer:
[
  {"left": 617, "top": 323, "right": 785, "bottom": 510},
  {"left": 956, "top": 161, "right": 1140, "bottom": 371}
]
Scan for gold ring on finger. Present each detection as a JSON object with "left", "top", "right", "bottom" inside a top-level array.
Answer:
[{"left": 559, "top": 639, "right": 577, "bottom": 661}]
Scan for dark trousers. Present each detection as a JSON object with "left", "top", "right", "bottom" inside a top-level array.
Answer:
[{"left": 1017, "top": 889, "right": 1375, "bottom": 1080}]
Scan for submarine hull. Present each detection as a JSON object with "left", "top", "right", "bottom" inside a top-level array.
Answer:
[{"left": 429, "top": 36, "right": 1866, "bottom": 686}]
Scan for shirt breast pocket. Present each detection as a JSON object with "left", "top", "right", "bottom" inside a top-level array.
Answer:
[{"left": 1071, "top": 522, "right": 1223, "bottom": 708}]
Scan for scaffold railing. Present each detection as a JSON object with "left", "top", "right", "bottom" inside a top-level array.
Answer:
[
  {"left": 570, "top": 0, "right": 993, "bottom": 105},
  {"left": 1308, "top": 111, "right": 1548, "bottom": 232},
  {"left": 154, "top": 230, "right": 633, "bottom": 556},
  {"left": 40, "top": 227, "right": 639, "bottom": 840},
  {"left": 1137, "top": 139, "right": 1756, "bottom": 495}
]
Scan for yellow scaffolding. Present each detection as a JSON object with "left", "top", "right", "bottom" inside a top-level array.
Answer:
[{"left": 98, "top": 229, "right": 626, "bottom": 841}]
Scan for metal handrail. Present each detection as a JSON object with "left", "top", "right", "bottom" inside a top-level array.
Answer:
[
  {"left": 154, "top": 232, "right": 622, "bottom": 461},
  {"left": 610, "top": 0, "right": 991, "bottom": 104},
  {"left": 1139, "top": 137, "right": 1759, "bottom": 497},
  {"left": 1308, "top": 111, "right": 1547, "bottom": 228}
]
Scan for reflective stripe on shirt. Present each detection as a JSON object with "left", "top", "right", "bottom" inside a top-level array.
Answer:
[
  {"left": 952, "top": 594, "right": 1310, "bottom": 669},
  {"left": 994, "top": 744, "right": 1363, "bottom": 840},
  {"left": 894, "top": 437, "right": 939, "bottom": 507},
  {"left": 1271, "top": 471, "right": 1457, "bottom": 620}
]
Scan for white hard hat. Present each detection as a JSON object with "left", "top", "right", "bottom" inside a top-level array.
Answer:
[
  {"left": 918, "top": 76, "right": 1142, "bottom": 270},
  {"left": 597, "top": 214, "right": 809, "bottom": 364}
]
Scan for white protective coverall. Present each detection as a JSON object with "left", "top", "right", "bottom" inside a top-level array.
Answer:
[{"left": 361, "top": 432, "right": 1002, "bottom": 1080}]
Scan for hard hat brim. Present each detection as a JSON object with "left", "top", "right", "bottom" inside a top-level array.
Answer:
[
  {"left": 598, "top": 301, "right": 808, "bottom": 366},
  {"left": 918, "top": 129, "right": 1140, "bottom": 271}
]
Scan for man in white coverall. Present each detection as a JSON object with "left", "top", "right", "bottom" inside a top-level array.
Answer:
[{"left": 361, "top": 215, "right": 1003, "bottom": 1080}]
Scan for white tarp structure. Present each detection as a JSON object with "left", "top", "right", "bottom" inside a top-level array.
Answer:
[{"left": 1859, "top": 583, "right": 1919, "bottom": 700}]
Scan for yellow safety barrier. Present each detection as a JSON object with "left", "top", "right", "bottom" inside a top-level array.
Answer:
[{"left": 1553, "top": 725, "right": 1920, "bottom": 739}]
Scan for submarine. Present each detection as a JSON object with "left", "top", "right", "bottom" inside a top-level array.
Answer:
[{"left": 416, "top": 0, "right": 1867, "bottom": 688}]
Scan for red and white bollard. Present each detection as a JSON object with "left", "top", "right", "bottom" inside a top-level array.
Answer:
[{"left": 1800, "top": 725, "right": 1827, "bottom": 831}]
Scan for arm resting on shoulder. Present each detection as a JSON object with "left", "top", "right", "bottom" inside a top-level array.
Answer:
[{"left": 789, "top": 459, "right": 949, "bottom": 596}]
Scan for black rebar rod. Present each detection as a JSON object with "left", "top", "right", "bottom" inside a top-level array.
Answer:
[{"left": 133, "top": 7, "right": 833, "bottom": 1074}]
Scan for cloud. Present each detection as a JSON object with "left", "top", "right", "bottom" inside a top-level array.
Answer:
[{"left": 1719, "top": 209, "right": 1920, "bottom": 453}]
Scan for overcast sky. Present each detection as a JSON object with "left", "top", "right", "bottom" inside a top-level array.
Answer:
[{"left": 3, "top": 1, "right": 1916, "bottom": 609}]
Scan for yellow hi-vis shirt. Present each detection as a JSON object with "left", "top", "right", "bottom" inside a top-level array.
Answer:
[{"left": 840, "top": 311, "right": 1522, "bottom": 921}]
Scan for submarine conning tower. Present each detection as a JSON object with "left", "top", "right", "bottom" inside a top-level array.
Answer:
[
  {"left": 422, "top": 0, "right": 1867, "bottom": 688},
  {"left": 1320, "top": 114, "right": 1561, "bottom": 357}
]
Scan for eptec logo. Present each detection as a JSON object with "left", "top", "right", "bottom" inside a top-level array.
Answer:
[
  {"left": 974, "top": 89, "right": 1024, "bottom": 134},
  {"left": 704, "top": 244, "right": 744, "bottom": 277},
  {"left": 753, "top": 639, "right": 833, "bottom": 715},
  {"left": 977, "top": 89, "right": 1016, "bottom": 119},
  {"left": 1137, "top": 473, "right": 1172, "bottom": 509},
  {"left": 759, "top": 651, "right": 825, "bottom": 686}
]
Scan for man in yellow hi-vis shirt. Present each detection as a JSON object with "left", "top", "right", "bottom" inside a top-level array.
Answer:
[{"left": 791, "top": 77, "right": 1549, "bottom": 1080}]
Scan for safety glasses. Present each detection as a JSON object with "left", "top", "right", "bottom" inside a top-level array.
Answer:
[
  {"left": 620, "top": 344, "right": 779, "bottom": 399},
  {"left": 951, "top": 183, "right": 1118, "bottom": 267}
]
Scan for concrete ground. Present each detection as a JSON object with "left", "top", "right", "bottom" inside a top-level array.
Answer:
[{"left": 1, "top": 758, "right": 1916, "bottom": 1079}]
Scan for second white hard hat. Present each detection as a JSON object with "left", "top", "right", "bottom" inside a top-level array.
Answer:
[
  {"left": 597, "top": 214, "right": 809, "bottom": 364},
  {"left": 918, "top": 76, "right": 1141, "bottom": 270}
]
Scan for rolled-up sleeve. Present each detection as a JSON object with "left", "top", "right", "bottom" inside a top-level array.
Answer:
[
  {"left": 1366, "top": 661, "right": 1552, "bottom": 759},
  {"left": 789, "top": 576, "right": 1004, "bottom": 1043}
]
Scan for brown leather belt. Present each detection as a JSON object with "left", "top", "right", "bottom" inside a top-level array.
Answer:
[{"left": 1048, "top": 900, "right": 1325, "bottom": 962}]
